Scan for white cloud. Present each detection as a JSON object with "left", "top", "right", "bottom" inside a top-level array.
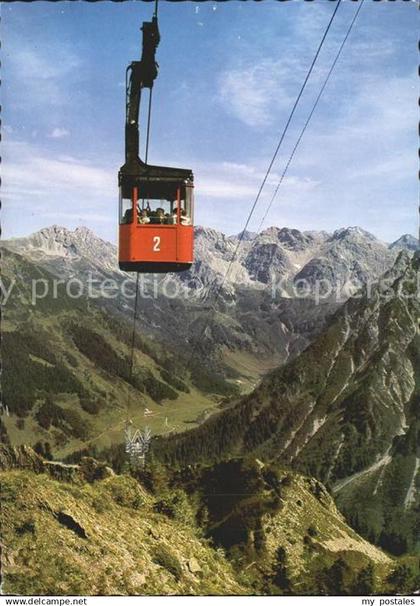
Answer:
[
  {"left": 2, "top": 139, "right": 117, "bottom": 240},
  {"left": 192, "top": 159, "right": 320, "bottom": 231},
  {"left": 40, "top": 211, "right": 113, "bottom": 224},
  {"left": 215, "top": 61, "right": 417, "bottom": 241},
  {"left": 199, "top": 178, "right": 256, "bottom": 200},
  {"left": 4, "top": 43, "right": 82, "bottom": 110},
  {"left": 191, "top": 161, "right": 257, "bottom": 200},
  {"left": 48, "top": 127, "right": 70, "bottom": 139},
  {"left": 214, "top": 1, "right": 354, "bottom": 129},
  {"left": 217, "top": 57, "right": 303, "bottom": 128},
  {"left": 289, "top": 72, "right": 417, "bottom": 179},
  {"left": 2, "top": 140, "right": 115, "bottom": 214}
]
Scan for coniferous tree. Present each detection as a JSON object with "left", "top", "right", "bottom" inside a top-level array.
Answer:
[
  {"left": 324, "top": 557, "right": 348, "bottom": 595},
  {"left": 352, "top": 563, "right": 375, "bottom": 595},
  {"left": 386, "top": 564, "right": 414, "bottom": 594},
  {"left": 272, "top": 546, "right": 291, "bottom": 592}
]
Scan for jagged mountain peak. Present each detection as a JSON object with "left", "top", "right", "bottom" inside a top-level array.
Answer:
[
  {"left": 331, "top": 226, "right": 379, "bottom": 243},
  {"left": 7, "top": 224, "right": 114, "bottom": 255},
  {"left": 256, "top": 226, "right": 326, "bottom": 252},
  {"left": 2, "top": 224, "right": 118, "bottom": 278},
  {"left": 194, "top": 225, "right": 221, "bottom": 239},
  {"left": 73, "top": 225, "right": 102, "bottom": 240},
  {"left": 229, "top": 229, "right": 257, "bottom": 241},
  {"left": 35, "top": 224, "right": 94, "bottom": 240},
  {"left": 276, "top": 227, "right": 314, "bottom": 250},
  {"left": 258, "top": 226, "right": 283, "bottom": 240},
  {"left": 194, "top": 225, "right": 236, "bottom": 255},
  {"left": 303, "top": 229, "right": 331, "bottom": 241},
  {"left": 389, "top": 234, "right": 419, "bottom": 252},
  {"left": 39, "top": 224, "right": 70, "bottom": 236}
]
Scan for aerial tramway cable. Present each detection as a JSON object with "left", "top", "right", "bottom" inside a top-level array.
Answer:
[
  {"left": 125, "top": 1, "right": 159, "bottom": 462},
  {"left": 187, "top": 0, "right": 344, "bottom": 364},
  {"left": 126, "top": 53, "right": 155, "bottom": 418},
  {"left": 256, "top": 0, "right": 365, "bottom": 234},
  {"left": 209, "top": 0, "right": 343, "bottom": 301}
]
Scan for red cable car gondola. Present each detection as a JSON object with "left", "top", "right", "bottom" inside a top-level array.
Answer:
[{"left": 118, "top": 14, "right": 194, "bottom": 273}]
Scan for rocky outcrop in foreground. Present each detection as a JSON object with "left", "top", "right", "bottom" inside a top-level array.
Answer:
[
  {"left": 0, "top": 445, "right": 113, "bottom": 483},
  {"left": 1, "top": 446, "right": 403, "bottom": 596}
]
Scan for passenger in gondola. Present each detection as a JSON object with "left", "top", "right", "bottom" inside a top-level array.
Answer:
[
  {"left": 138, "top": 208, "right": 150, "bottom": 224},
  {"left": 122, "top": 208, "right": 133, "bottom": 224},
  {"left": 148, "top": 209, "right": 158, "bottom": 223},
  {"left": 156, "top": 208, "right": 166, "bottom": 224},
  {"left": 168, "top": 208, "right": 178, "bottom": 224},
  {"left": 180, "top": 209, "right": 191, "bottom": 225}
]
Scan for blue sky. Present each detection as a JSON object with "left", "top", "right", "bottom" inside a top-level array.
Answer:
[{"left": 2, "top": 0, "right": 418, "bottom": 243}]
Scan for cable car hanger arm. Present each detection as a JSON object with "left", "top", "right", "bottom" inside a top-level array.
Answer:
[
  {"left": 125, "top": 16, "right": 160, "bottom": 165},
  {"left": 120, "top": 12, "right": 192, "bottom": 187}
]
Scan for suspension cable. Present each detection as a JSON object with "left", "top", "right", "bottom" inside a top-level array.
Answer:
[
  {"left": 145, "top": 87, "right": 153, "bottom": 164},
  {"left": 209, "top": 0, "right": 343, "bottom": 301},
  {"left": 126, "top": 272, "right": 141, "bottom": 423},
  {"left": 256, "top": 0, "right": 365, "bottom": 234},
  {"left": 126, "top": 2, "right": 157, "bottom": 427},
  {"left": 187, "top": 0, "right": 343, "bottom": 363}
]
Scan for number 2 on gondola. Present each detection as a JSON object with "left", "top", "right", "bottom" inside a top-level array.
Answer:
[{"left": 153, "top": 236, "right": 161, "bottom": 252}]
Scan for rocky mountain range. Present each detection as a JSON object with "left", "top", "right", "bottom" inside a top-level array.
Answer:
[
  {"left": 181, "top": 224, "right": 414, "bottom": 296},
  {"left": 2, "top": 223, "right": 417, "bottom": 451},
  {"left": 156, "top": 251, "right": 420, "bottom": 556},
  {"left": 3, "top": 224, "right": 417, "bottom": 380},
  {"left": 4, "top": 224, "right": 416, "bottom": 293}
]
